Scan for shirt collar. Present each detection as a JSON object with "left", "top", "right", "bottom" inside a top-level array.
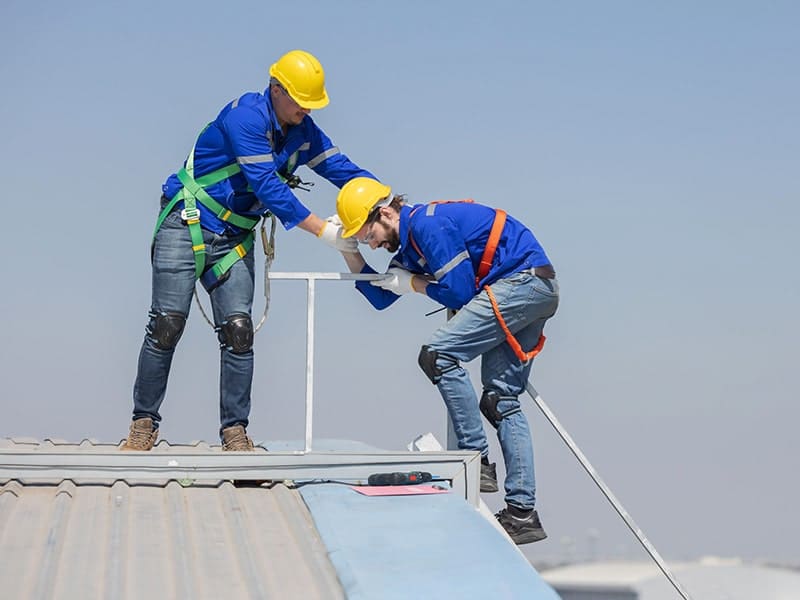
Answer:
[
  {"left": 398, "top": 203, "right": 424, "bottom": 254},
  {"left": 263, "top": 89, "right": 283, "bottom": 133}
]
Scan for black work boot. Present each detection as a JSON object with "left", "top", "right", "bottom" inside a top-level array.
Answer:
[
  {"left": 480, "top": 456, "right": 499, "bottom": 492},
  {"left": 495, "top": 504, "right": 548, "bottom": 545}
]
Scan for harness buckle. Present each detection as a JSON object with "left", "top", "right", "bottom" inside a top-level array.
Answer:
[
  {"left": 285, "top": 174, "right": 314, "bottom": 192},
  {"left": 180, "top": 207, "right": 200, "bottom": 223}
]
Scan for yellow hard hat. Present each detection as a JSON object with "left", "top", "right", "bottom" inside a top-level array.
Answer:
[
  {"left": 337, "top": 177, "right": 392, "bottom": 238},
  {"left": 269, "top": 50, "right": 329, "bottom": 110}
]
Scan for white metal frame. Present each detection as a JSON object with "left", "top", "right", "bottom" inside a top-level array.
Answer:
[{"left": 267, "top": 272, "right": 388, "bottom": 453}]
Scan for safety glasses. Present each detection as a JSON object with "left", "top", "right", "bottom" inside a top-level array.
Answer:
[
  {"left": 357, "top": 207, "right": 383, "bottom": 245},
  {"left": 357, "top": 223, "right": 377, "bottom": 245}
]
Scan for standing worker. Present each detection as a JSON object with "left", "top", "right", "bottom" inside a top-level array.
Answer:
[
  {"left": 121, "top": 50, "right": 371, "bottom": 452},
  {"left": 335, "top": 178, "right": 558, "bottom": 544}
]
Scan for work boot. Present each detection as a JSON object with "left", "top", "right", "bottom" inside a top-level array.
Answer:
[
  {"left": 221, "top": 425, "right": 255, "bottom": 451},
  {"left": 495, "top": 505, "right": 548, "bottom": 545},
  {"left": 120, "top": 417, "right": 158, "bottom": 451},
  {"left": 480, "top": 457, "right": 498, "bottom": 493}
]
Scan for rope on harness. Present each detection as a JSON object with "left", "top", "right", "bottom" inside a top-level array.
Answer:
[
  {"left": 255, "top": 214, "right": 277, "bottom": 332},
  {"left": 192, "top": 213, "right": 277, "bottom": 331},
  {"left": 484, "top": 284, "right": 546, "bottom": 363},
  {"left": 478, "top": 208, "right": 546, "bottom": 363},
  {"left": 189, "top": 163, "right": 314, "bottom": 332}
]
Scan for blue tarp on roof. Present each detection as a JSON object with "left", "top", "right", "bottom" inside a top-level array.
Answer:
[{"left": 301, "top": 483, "right": 560, "bottom": 600}]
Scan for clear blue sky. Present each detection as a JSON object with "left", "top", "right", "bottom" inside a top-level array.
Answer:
[{"left": 1, "top": 0, "right": 798, "bottom": 566}]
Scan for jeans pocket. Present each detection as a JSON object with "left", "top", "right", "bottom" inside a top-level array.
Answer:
[{"left": 532, "top": 277, "right": 559, "bottom": 298}]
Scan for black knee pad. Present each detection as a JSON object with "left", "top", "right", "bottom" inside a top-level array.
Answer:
[
  {"left": 148, "top": 312, "right": 186, "bottom": 350},
  {"left": 217, "top": 313, "right": 253, "bottom": 354},
  {"left": 480, "top": 390, "right": 521, "bottom": 428},
  {"left": 417, "top": 345, "right": 459, "bottom": 384}
]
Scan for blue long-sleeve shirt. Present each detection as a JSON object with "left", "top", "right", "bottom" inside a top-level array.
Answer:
[
  {"left": 356, "top": 201, "right": 552, "bottom": 311},
  {"left": 162, "top": 89, "right": 374, "bottom": 234}
]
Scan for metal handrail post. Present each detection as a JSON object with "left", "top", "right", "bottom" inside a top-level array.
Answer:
[
  {"left": 267, "top": 272, "right": 388, "bottom": 454},
  {"left": 304, "top": 278, "right": 316, "bottom": 452},
  {"left": 445, "top": 308, "right": 459, "bottom": 450}
]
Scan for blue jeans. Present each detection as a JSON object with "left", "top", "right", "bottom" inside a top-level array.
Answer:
[
  {"left": 132, "top": 203, "right": 255, "bottom": 433},
  {"left": 425, "top": 271, "right": 559, "bottom": 509}
]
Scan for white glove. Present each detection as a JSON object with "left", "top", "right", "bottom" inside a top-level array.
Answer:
[
  {"left": 370, "top": 267, "right": 416, "bottom": 295},
  {"left": 318, "top": 215, "right": 358, "bottom": 253}
]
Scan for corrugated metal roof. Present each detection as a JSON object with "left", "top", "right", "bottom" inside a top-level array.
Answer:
[
  {"left": 1, "top": 437, "right": 561, "bottom": 600},
  {"left": 0, "top": 438, "right": 344, "bottom": 600}
]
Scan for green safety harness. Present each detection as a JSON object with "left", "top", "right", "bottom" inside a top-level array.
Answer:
[{"left": 153, "top": 125, "right": 310, "bottom": 329}]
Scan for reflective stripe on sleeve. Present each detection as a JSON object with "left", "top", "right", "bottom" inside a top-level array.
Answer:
[
  {"left": 236, "top": 154, "right": 274, "bottom": 165},
  {"left": 307, "top": 146, "right": 340, "bottom": 168},
  {"left": 433, "top": 250, "right": 469, "bottom": 280}
]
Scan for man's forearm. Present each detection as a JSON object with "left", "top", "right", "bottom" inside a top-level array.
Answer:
[
  {"left": 341, "top": 250, "right": 366, "bottom": 273},
  {"left": 297, "top": 213, "right": 326, "bottom": 236}
]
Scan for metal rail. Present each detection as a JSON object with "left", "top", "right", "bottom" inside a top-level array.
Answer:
[
  {"left": 267, "top": 272, "right": 387, "bottom": 453},
  {"left": 526, "top": 383, "right": 693, "bottom": 600}
]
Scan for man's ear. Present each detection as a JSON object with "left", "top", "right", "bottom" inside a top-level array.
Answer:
[{"left": 380, "top": 205, "right": 398, "bottom": 222}]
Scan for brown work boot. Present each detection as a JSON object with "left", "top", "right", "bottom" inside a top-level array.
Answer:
[
  {"left": 221, "top": 425, "right": 255, "bottom": 451},
  {"left": 120, "top": 417, "right": 158, "bottom": 451}
]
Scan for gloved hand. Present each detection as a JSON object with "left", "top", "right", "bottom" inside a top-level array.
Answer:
[
  {"left": 370, "top": 267, "right": 416, "bottom": 295},
  {"left": 318, "top": 215, "right": 358, "bottom": 253}
]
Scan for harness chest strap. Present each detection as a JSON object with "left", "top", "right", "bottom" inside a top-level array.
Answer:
[
  {"left": 476, "top": 208, "right": 506, "bottom": 284},
  {"left": 153, "top": 124, "right": 261, "bottom": 282}
]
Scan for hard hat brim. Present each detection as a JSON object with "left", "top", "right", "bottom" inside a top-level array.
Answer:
[
  {"left": 294, "top": 93, "right": 329, "bottom": 110},
  {"left": 341, "top": 225, "right": 361, "bottom": 238}
]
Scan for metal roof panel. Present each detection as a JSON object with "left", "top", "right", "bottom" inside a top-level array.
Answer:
[{"left": 0, "top": 439, "right": 343, "bottom": 600}]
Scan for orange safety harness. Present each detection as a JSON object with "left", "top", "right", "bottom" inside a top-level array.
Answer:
[{"left": 407, "top": 202, "right": 546, "bottom": 364}]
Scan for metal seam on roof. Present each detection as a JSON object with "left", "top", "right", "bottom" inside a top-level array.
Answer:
[
  {"left": 166, "top": 481, "right": 197, "bottom": 599},
  {"left": 32, "top": 481, "right": 72, "bottom": 600},
  {"left": 220, "top": 483, "right": 267, "bottom": 599}
]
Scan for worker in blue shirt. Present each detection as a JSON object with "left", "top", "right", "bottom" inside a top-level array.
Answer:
[
  {"left": 121, "top": 50, "right": 373, "bottom": 451},
  {"left": 335, "top": 178, "right": 559, "bottom": 545}
]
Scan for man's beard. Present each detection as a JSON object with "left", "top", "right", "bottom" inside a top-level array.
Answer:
[{"left": 381, "top": 226, "right": 400, "bottom": 252}]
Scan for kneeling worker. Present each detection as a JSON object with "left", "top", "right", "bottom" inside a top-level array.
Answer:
[{"left": 334, "top": 177, "right": 559, "bottom": 545}]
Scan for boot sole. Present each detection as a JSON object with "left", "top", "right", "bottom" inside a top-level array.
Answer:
[{"left": 511, "top": 529, "right": 548, "bottom": 545}]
